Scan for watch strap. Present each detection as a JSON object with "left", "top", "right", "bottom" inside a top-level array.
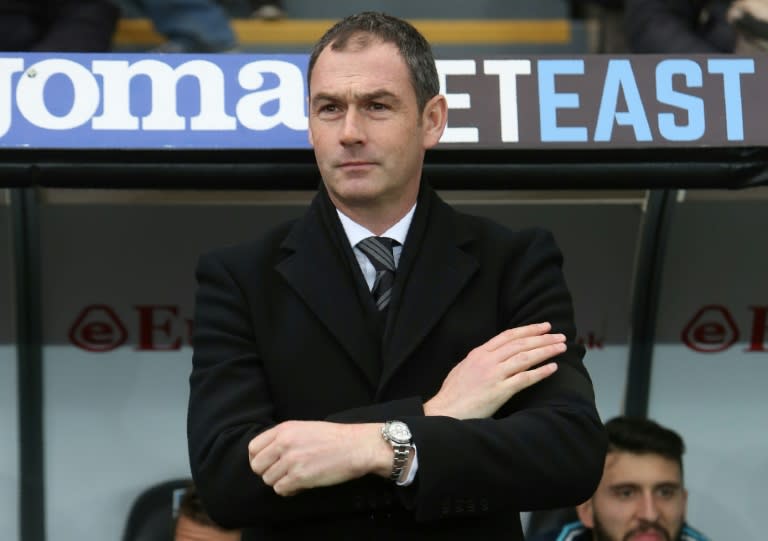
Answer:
[
  {"left": 390, "top": 443, "right": 410, "bottom": 481},
  {"left": 382, "top": 421, "right": 413, "bottom": 482}
]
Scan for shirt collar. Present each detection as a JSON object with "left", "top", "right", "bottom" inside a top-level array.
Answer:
[{"left": 336, "top": 204, "right": 416, "bottom": 248}]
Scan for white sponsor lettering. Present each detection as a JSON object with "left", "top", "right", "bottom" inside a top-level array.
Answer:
[
  {"left": 16, "top": 59, "right": 100, "bottom": 130},
  {"left": 0, "top": 54, "right": 760, "bottom": 148},
  {"left": 0, "top": 58, "right": 24, "bottom": 139},
  {"left": 436, "top": 59, "right": 479, "bottom": 143},
  {"left": 92, "top": 59, "right": 237, "bottom": 130},
  {"left": 236, "top": 60, "right": 307, "bottom": 131},
  {"left": 483, "top": 60, "right": 531, "bottom": 143},
  {"left": 0, "top": 57, "right": 309, "bottom": 137}
]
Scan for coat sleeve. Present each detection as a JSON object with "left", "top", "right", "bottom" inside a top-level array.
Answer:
[
  {"left": 187, "top": 250, "right": 425, "bottom": 528},
  {"left": 399, "top": 229, "right": 607, "bottom": 521}
]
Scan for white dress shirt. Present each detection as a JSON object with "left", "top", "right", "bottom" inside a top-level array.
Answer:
[
  {"left": 336, "top": 206, "right": 413, "bottom": 290},
  {"left": 336, "top": 205, "right": 419, "bottom": 486}
]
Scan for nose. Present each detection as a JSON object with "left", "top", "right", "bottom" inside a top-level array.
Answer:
[
  {"left": 339, "top": 109, "right": 365, "bottom": 146},
  {"left": 637, "top": 492, "right": 660, "bottom": 522}
]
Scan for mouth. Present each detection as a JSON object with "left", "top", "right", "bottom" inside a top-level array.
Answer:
[
  {"left": 627, "top": 527, "right": 668, "bottom": 541},
  {"left": 337, "top": 161, "right": 376, "bottom": 169}
]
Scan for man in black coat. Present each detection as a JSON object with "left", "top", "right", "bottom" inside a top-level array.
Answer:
[{"left": 188, "top": 11, "right": 607, "bottom": 540}]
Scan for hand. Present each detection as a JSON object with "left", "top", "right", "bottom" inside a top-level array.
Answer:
[
  {"left": 728, "top": 0, "right": 768, "bottom": 23},
  {"left": 423, "top": 322, "right": 564, "bottom": 420},
  {"left": 248, "top": 421, "right": 391, "bottom": 496}
]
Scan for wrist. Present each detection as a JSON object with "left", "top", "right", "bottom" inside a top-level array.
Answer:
[
  {"left": 424, "top": 397, "right": 450, "bottom": 417},
  {"left": 361, "top": 423, "right": 395, "bottom": 478},
  {"left": 423, "top": 399, "right": 436, "bottom": 416}
]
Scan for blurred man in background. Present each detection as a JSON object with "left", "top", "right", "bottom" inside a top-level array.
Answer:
[
  {"left": 528, "top": 416, "right": 710, "bottom": 541},
  {"left": 175, "top": 483, "right": 241, "bottom": 541},
  {"left": 0, "top": 0, "right": 118, "bottom": 51}
]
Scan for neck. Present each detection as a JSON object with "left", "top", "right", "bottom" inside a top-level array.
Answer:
[
  {"left": 328, "top": 194, "right": 418, "bottom": 235},
  {"left": 340, "top": 208, "right": 407, "bottom": 235}
]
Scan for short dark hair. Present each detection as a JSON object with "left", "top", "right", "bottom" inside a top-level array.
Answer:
[
  {"left": 176, "top": 482, "right": 221, "bottom": 529},
  {"left": 307, "top": 11, "right": 440, "bottom": 112},
  {"left": 605, "top": 416, "right": 686, "bottom": 474}
]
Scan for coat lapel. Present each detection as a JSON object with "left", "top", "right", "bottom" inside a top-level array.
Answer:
[
  {"left": 275, "top": 194, "right": 381, "bottom": 389},
  {"left": 379, "top": 187, "right": 479, "bottom": 392}
]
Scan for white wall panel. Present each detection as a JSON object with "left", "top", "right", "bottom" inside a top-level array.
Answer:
[{"left": 650, "top": 195, "right": 768, "bottom": 541}]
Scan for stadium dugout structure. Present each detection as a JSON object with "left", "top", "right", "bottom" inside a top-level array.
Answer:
[{"left": 1, "top": 48, "right": 767, "bottom": 541}]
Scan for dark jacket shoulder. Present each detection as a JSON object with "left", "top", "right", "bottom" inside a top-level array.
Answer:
[{"left": 526, "top": 521, "right": 589, "bottom": 541}]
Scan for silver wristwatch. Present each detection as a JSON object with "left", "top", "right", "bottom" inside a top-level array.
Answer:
[{"left": 381, "top": 420, "right": 413, "bottom": 482}]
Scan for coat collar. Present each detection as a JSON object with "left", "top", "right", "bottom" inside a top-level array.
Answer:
[
  {"left": 276, "top": 183, "right": 479, "bottom": 391},
  {"left": 378, "top": 184, "right": 478, "bottom": 393},
  {"left": 276, "top": 186, "right": 381, "bottom": 388}
]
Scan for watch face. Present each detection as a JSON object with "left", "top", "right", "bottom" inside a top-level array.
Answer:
[{"left": 386, "top": 421, "right": 412, "bottom": 444}]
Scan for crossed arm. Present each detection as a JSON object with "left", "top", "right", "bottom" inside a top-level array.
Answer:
[{"left": 248, "top": 322, "right": 565, "bottom": 497}]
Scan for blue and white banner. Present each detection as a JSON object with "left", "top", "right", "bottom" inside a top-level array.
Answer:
[
  {"left": 0, "top": 53, "right": 310, "bottom": 149},
  {"left": 1, "top": 53, "right": 766, "bottom": 149}
]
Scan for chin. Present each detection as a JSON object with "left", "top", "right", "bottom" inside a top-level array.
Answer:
[
  {"left": 330, "top": 182, "right": 383, "bottom": 204},
  {"left": 339, "top": 191, "right": 384, "bottom": 208}
]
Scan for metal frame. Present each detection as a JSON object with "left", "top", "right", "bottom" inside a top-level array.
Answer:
[
  {"left": 6, "top": 146, "right": 768, "bottom": 540},
  {"left": 1, "top": 147, "right": 768, "bottom": 190},
  {"left": 11, "top": 188, "right": 45, "bottom": 541},
  {"left": 624, "top": 189, "right": 676, "bottom": 417}
]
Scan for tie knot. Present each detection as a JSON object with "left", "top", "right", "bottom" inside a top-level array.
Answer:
[
  {"left": 357, "top": 236, "right": 397, "bottom": 272},
  {"left": 358, "top": 236, "right": 398, "bottom": 312}
]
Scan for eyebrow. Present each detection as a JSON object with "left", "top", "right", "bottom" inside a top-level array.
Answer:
[
  {"left": 654, "top": 482, "right": 682, "bottom": 490},
  {"left": 311, "top": 89, "right": 400, "bottom": 105},
  {"left": 608, "top": 481, "right": 682, "bottom": 491},
  {"left": 609, "top": 483, "right": 640, "bottom": 491}
]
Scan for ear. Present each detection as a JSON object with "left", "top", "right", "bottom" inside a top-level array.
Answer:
[
  {"left": 421, "top": 94, "right": 448, "bottom": 149},
  {"left": 576, "top": 499, "right": 595, "bottom": 529},
  {"left": 307, "top": 96, "right": 315, "bottom": 147}
]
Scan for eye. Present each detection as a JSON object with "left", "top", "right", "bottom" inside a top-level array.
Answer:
[
  {"left": 657, "top": 486, "right": 679, "bottom": 499},
  {"left": 365, "top": 101, "right": 393, "bottom": 115},
  {"left": 314, "top": 102, "right": 345, "bottom": 119},
  {"left": 613, "top": 487, "right": 635, "bottom": 500}
]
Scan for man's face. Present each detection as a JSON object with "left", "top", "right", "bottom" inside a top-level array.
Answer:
[
  {"left": 307, "top": 37, "right": 445, "bottom": 220},
  {"left": 174, "top": 515, "right": 241, "bottom": 541},
  {"left": 577, "top": 451, "right": 688, "bottom": 541}
]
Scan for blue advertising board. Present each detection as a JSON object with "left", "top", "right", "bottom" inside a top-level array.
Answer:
[{"left": 1, "top": 53, "right": 766, "bottom": 150}]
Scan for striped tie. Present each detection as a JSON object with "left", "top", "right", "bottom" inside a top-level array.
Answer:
[{"left": 357, "top": 236, "right": 397, "bottom": 311}]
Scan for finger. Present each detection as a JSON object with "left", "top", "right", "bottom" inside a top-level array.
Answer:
[
  {"left": 250, "top": 442, "right": 282, "bottom": 476},
  {"left": 504, "top": 362, "right": 558, "bottom": 394},
  {"left": 248, "top": 428, "right": 278, "bottom": 460},
  {"left": 261, "top": 452, "right": 290, "bottom": 487},
  {"left": 483, "top": 322, "right": 551, "bottom": 351},
  {"left": 491, "top": 333, "right": 566, "bottom": 362},
  {"left": 271, "top": 463, "right": 307, "bottom": 497},
  {"left": 273, "top": 477, "right": 301, "bottom": 497},
  {"left": 500, "top": 342, "right": 566, "bottom": 376}
]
